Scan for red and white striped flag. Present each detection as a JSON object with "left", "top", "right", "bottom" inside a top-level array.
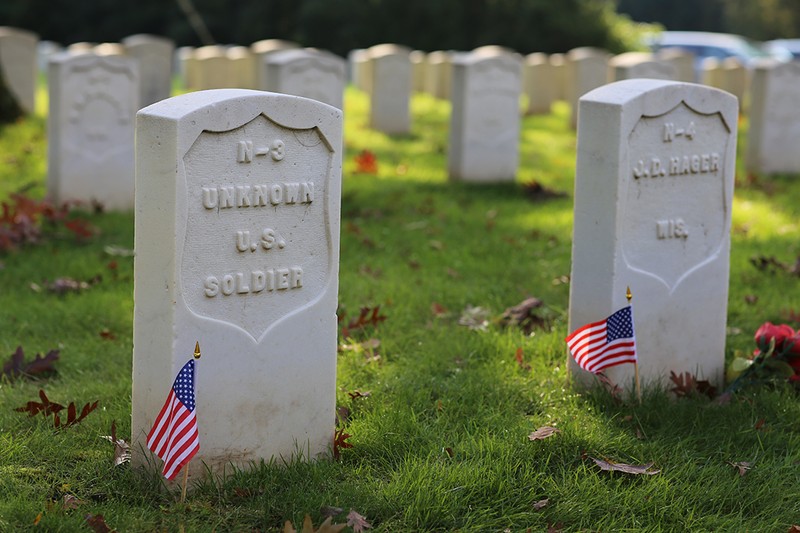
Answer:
[
  {"left": 146, "top": 359, "right": 199, "bottom": 480},
  {"left": 566, "top": 305, "right": 637, "bottom": 374}
]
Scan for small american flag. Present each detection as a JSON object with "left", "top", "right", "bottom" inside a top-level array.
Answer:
[
  {"left": 566, "top": 305, "right": 637, "bottom": 374},
  {"left": 146, "top": 359, "right": 199, "bottom": 480}
]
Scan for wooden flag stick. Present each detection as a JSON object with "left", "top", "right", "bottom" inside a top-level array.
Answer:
[
  {"left": 627, "top": 287, "right": 642, "bottom": 405},
  {"left": 180, "top": 465, "right": 189, "bottom": 503}
]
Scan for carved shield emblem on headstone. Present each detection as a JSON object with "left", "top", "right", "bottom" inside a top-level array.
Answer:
[
  {"left": 621, "top": 102, "right": 732, "bottom": 291},
  {"left": 181, "top": 114, "right": 334, "bottom": 341}
]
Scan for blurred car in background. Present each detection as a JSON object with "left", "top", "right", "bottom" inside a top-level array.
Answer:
[
  {"left": 646, "top": 31, "right": 791, "bottom": 80},
  {"left": 764, "top": 39, "right": 800, "bottom": 61}
]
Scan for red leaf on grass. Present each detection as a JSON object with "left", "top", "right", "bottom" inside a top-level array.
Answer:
[
  {"left": 340, "top": 306, "right": 387, "bottom": 338},
  {"left": 431, "top": 302, "right": 448, "bottom": 317},
  {"left": 15, "top": 389, "right": 64, "bottom": 417},
  {"left": 85, "top": 514, "right": 117, "bottom": 533},
  {"left": 354, "top": 150, "right": 378, "bottom": 174},
  {"left": 346, "top": 509, "right": 372, "bottom": 532},
  {"left": 515, "top": 347, "right": 531, "bottom": 372},
  {"left": 590, "top": 456, "right": 660, "bottom": 475},
  {"left": 669, "top": 371, "right": 717, "bottom": 399},
  {"left": 333, "top": 428, "right": 352, "bottom": 460}
]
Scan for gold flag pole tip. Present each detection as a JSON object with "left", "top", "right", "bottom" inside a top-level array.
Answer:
[
  {"left": 626, "top": 286, "right": 632, "bottom": 304},
  {"left": 193, "top": 342, "right": 201, "bottom": 359}
]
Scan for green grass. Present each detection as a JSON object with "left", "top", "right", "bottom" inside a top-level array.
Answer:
[{"left": 1, "top": 86, "right": 799, "bottom": 532}]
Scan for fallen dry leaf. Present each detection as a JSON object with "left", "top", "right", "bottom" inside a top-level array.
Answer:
[
  {"left": 85, "top": 513, "right": 117, "bottom": 533},
  {"left": 346, "top": 509, "right": 373, "bottom": 532},
  {"left": 669, "top": 371, "right": 717, "bottom": 399},
  {"left": 590, "top": 457, "right": 660, "bottom": 475},
  {"left": 458, "top": 305, "right": 490, "bottom": 331},
  {"left": 515, "top": 347, "right": 531, "bottom": 372},
  {"left": 532, "top": 498, "right": 550, "bottom": 511},
  {"left": 284, "top": 515, "right": 346, "bottom": 533},
  {"left": 347, "top": 390, "right": 371, "bottom": 400},
  {"left": 2, "top": 345, "right": 59, "bottom": 380},
  {"left": 499, "top": 297, "right": 546, "bottom": 334},
  {"left": 431, "top": 302, "right": 449, "bottom": 317},
  {"left": 100, "top": 420, "right": 131, "bottom": 466},
  {"left": 333, "top": 428, "right": 352, "bottom": 460},
  {"left": 319, "top": 506, "right": 343, "bottom": 518},
  {"left": 340, "top": 306, "right": 387, "bottom": 338},
  {"left": 62, "top": 494, "right": 83, "bottom": 510},
  {"left": 729, "top": 461, "right": 752, "bottom": 476},
  {"left": 528, "top": 426, "right": 560, "bottom": 441}
]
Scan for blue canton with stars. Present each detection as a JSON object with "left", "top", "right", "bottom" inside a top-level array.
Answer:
[
  {"left": 172, "top": 360, "right": 196, "bottom": 411},
  {"left": 606, "top": 306, "right": 634, "bottom": 342}
]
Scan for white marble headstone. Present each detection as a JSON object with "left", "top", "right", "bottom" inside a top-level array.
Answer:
[
  {"left": 47, "top": 52, "right": 139, "bottom": 210},
  {"left": 369, "top": 45, "right": 411, "bottom": 134},
  {"left": 565, "top": 47, "right": 610, "bottom": 128},
  {"left": 122, "top": 34, "right": 174, "bottom": 107},
  {"left": 132, "top": 89, "right": 342, "bottom": 478},
  {"left": 0, "top": 26, "right": 38, "bottom": 114},
  {"left": 569, "top": 79, "right": 737, "bottom": 389},
  {"left": 524, "top": 52, "right": 555, "bottom": 115},
  {"left": 747, "top": 59, "right": 800, "bottom": 175},
  {"left": 608, "top": 52, "right": 677, "bottom": 82},
  {"left": 251, "top": 39, "right": 300, "bottom": 90},
  {"left": 448, "top": 52, "right": 522, "bottom": 182},
  {"left": 265, "top": 49, "right": 345, "bottom": 110}
]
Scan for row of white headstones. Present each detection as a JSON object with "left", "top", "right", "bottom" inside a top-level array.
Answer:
[
  {"left": 128, "top": 79, "right": 738, "bottom": 479},
  {"left": 38, "top": 45, "right": 800, "bottom": 213}
]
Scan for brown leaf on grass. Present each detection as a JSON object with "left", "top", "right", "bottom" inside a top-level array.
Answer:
[
  {"left": 787, "top": 525, "right": 800, "bottom": 533},
  {"left": 728, "top": 461, "right": 752, "bottom": 476},
  {"left": 33, "top": 512, "right": 42, "bottom": 525},
  {"left": 340, "top": 306, "right": 387, "bottom": 338},
  {"left": 547, "top": 522, "right": 564, "bottom": 533},
  {"left": 99, "top": 328, "right": 116, "bottom": 340},
  {"left": 284, "top": 515, "right": 346, "bottom": 533},
  {"left": 347, "top": 390, "right": 371, "bottom": 400},
  {"left": 500, "top": 297, "right": 545, "bottom": 334},
  {"left": 85, "top": 514, "right": 117, "bottom": 533},
  {"left": 521, "top": 180, "right": 566, "bottom": 202},
  {"left": 781, "top": 308, "right": 800, "bottom": 326},
  {"left": 532, "top": 498, "right": 550, "bottom": 511},
  {"left": 457, "top": 305, "right": 490, "bottom": 331},
  {"left": 744, "top": 294, "right": 759, "bottom": 305},
  {"left": 431, "top": 302, "right": 449, "bottom": 318},
  {"left": 319, "top": 506, "right": 343, "bottom": 518},
  {"left": 590, "top": 457, "right": 660, "bottom": 475},
  {"left": 669, "top": 371, "right": 717, "bottom": 399},
  {"left": 754, "top": 418, "right": 766, "bottom": 431},
  {"left": 62, "top": 494, "right": 83, "bottom": 510},
  {"left": 15, "top": 389, "right": 64, "bottom": 417},
  {"left": 346, "top": 509, "right": 373, "bottom": 532},
  {"left": 33, "top": 275, "right": 102, "bottom": 295},
  {"left": 333, "top": 428, "right": 352, "bottom": 460},
  {"left": 100, "top": 421, "right": 131, "bottom": 466},
  {"left": 750, "top": 255, "right": 800, "bottom": 276},
  {"left": 515, "top": 347, "right": 531, "bottom": 372},
  {"left": 528, "top": 426, "right": 560, "bottom": 441},
  {"left": 336, "top": 406, "right": 350, "bottom": 425},
  {"left": 354, "top": 150, "right": 378, "bottom": 174},
  {"left": 54, "top": 400, "right": 99, "bottom": 429},
  {"left": 2, "top": 346, "right": 59, "bottom": 380}
]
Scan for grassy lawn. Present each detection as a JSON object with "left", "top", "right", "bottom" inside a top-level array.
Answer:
[{"left": 0, "top": 85, "right": 799, "bottom": 532}]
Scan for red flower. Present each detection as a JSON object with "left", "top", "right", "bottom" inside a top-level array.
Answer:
[{"left": 754, "top": 322, "right": 796, "bottom": 353}]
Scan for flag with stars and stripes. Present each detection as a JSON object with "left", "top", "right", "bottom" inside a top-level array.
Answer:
[
  {"left": 146, "top": 359, "right": 199, "bottom": 480},
  {"left": 566, "top": 305, "right": 637, "bottom": 374}
]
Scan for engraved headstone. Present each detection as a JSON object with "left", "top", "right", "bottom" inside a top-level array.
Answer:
[
  {"left": 523, "top": 52, "right": 555, "bottom": 115},
  {"left": 132, "top": 89, "right": 342, "bottom": 478},
  {"left": 265, "top": 48, "right": 345, "bottom": 110},
  {"left": 448, "top": 51, "right": 522, "bottom": 182},
  {"left": 549, "top": 53, "right": 567, "bottom": 101},
  {"left": 747, "top": 59, "right": 800, "bottom": 175},
  {"left": 47, "top": 52, "right": 139, "bottom": 210},
  {"left": 94, "top": 43, "right": 126, "bottom": 57},
  {"left": 720, "top": 58, "right": 747, "bottom": 110},
  {"left": 0, "top": 27, "right": 38, "bottom": 114},
  {"left": 569, "top": 79, "right": 737, "bottom": 389},
  {"left": 368, "top": 44, "right": 411, "bottom": 134},
  {"left": 565, "top": 47, "right": 610, "bottom": 128},
  {"left": 348, "top": 49, "right": 369, "bottom": 91},
  {"left": 122, "top": 34, "right": 174, "bottom": 107}
]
